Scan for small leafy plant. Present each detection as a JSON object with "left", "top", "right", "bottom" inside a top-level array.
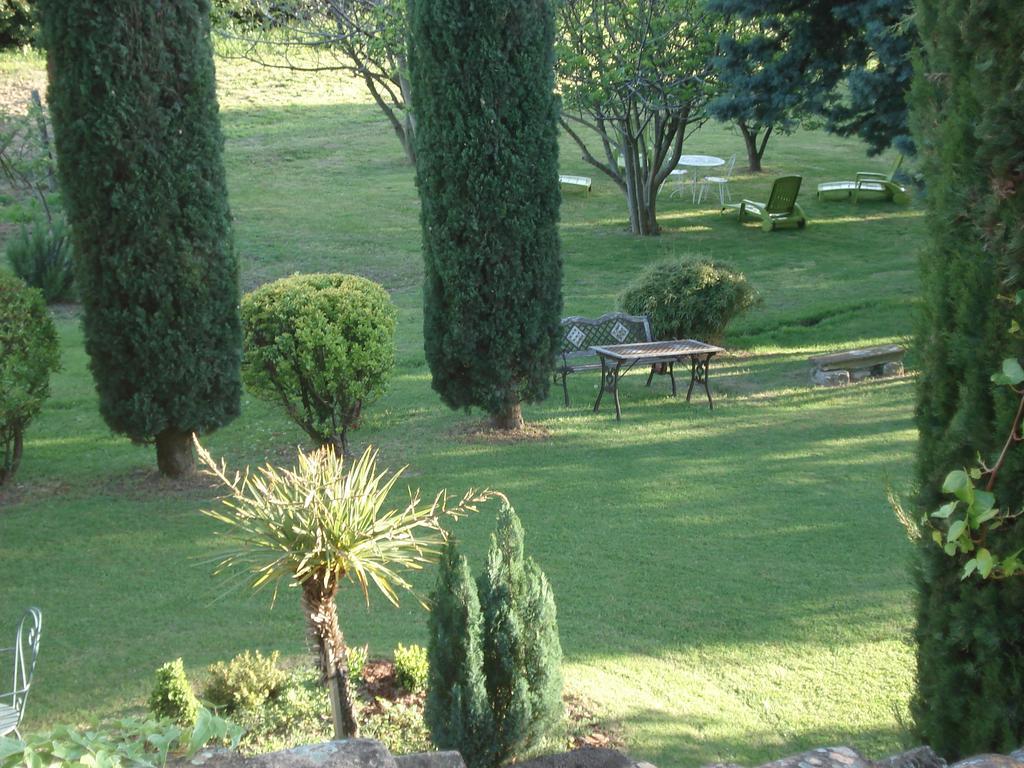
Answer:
[
  {"left": 204, "top": 650, "right": 288, "bottom": 713},
  {"left": 149, "top": 658, "right": 200, "bottom": 727},
  {"left": 5, "top": 217, "right": 75, "bottom": 303},
  {"left": 0, "top": 709, "right": 242, "bottom": 768},
  {"left": 393, "top": 643, "right": 428, "bottom": 695}
]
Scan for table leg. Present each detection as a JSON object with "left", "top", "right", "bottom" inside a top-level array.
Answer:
[
  {"left": 612, "top": 362, "right": 623, "bottom": 420},
  {"left": 669, "top": 361, "right": 677, "bottom": 396},
  {"left": 593, "top": 357, "right": 608, "bottom": 413},
  {"left": 686, "top": 354, "right": 715, "bottom": 409}
]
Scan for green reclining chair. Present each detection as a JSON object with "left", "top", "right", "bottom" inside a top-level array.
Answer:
[
  {"left": 817, "top": 155, "right": 910, "bottom": 204},
  {"left": 728, "top": 175, "right": 807, "bottom": 232}
]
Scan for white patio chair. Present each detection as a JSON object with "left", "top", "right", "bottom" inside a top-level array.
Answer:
[
  {"left": 697, "top": 154, "right": 737, "bottom": 206},
  {"left": 663, "top": 168, "right": 688, "bottom": 197},
  {"left": 0, "top": 607, "right": 42, "bottom": 738}
]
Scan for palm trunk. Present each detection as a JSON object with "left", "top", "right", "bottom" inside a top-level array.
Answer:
[{"left": 302, "top": 577, "right": 358, "bottom": 739}]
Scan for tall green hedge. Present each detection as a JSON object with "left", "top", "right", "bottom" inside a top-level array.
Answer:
[
  {"left": 39, "top": 0, "right": 241, "bottom": 476},
  {"left": 408, "top": 0, "right": 562, "bottom": 429},
  {"left": 910, "top": 0, "right": 1024, "bottom": 756}
]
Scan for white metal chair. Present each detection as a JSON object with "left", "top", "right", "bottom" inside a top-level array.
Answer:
[
  {"left": 0, "top": 607, "right": 42, "bottom": 738},
  {"left": 697, "top": 154, "right": 737, "bottom": 206},
  {"left": 663, "top": 168, "right": 688, "bottom": 198}
]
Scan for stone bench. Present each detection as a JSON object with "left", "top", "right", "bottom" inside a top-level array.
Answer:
[
  {"left": 809, "top": 343, "right": 905, "bottom": 386},
  {"left": 557, "top": 312, "right": 652, "bottom": 405}
]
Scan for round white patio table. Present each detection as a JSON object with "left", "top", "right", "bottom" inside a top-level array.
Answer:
[{"left": 676, "top": 154, "right": 725, "bottom": 201}]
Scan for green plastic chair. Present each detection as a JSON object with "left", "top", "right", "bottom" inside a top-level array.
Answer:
[
  {"left": 728, "top": 175, "right": 807, "bottom": 231},
  {"left": 817, "top": 155, "right": 910, "bottom": 204}
]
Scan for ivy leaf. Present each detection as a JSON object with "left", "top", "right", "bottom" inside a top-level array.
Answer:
[
  {"left": 962, "top": 558, "right": 978, "bottom": 579},
  {"left": 931, "top": 501, "right": 958, "bottom": 519},
  {"left": 942, "top": 470, "right": 974, "bottom": 503},
  {"left": 931, "top": 529, "right": 943, "bottom": 546},
  {"left": 947, "top": 519, "right": 967, "bottom": 543},
  {"left": 991, "top": 358, "right": 1024, "bottom": 385},
  {"left": 944, "top": 541, "right": 958, "bottom": 556},
  {"left": 976, "top": 548, "right": 995, "bottom": 578},
  {"left": 975, "top": 506, "right": 1000, "bottom": 526}
]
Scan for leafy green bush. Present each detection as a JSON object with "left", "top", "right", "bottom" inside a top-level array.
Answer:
[
  {"left": 348, "top": 643, "right": 369, "bottom": 684},
  {"left": 618, "top": 258, "right": 760, "bottom": 343},
  {"left": 149, "top": 659, "right": 200, "bottom": 727},
  {"left": 362, "top": 699, "right": 433, "bottom": 754},
  {"left": 203, "top": 650, "right": 288, "bottom": 713},
  {"left": 0, "top": 0, "right": 34, "bottom": 49},
  {"left": 0, "top": 272, "right": 59, "bottom": 486},
  {"left": 241, "top": 273, "right": 397, "bottom": 455},
  {"left": 393, "top": 643, "right": 429, "bottom": 694},
  {"left": 0, "top": 709, "right": 243, "bottom": 768},
  {"left": 5, "top": 217, "right": 75, "bottom": 303}
]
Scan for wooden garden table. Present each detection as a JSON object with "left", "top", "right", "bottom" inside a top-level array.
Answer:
[{"left": 589, "top": 339, "right": 725, "bottom": 420}]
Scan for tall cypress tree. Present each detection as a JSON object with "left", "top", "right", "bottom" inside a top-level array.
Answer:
[
  {"left": 910, "top": 0, "right": 1024, "bottom": 756},
  {"left": 408, "top": 0, "right": 562, "bottom": 429},
  {"left": 39, "top": 0, "right": 241, "bottom": 476}
]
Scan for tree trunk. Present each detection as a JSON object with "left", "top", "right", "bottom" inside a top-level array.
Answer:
[
  {"left": 739, "top": 122, "right": 762, "bottom": 173},
  {"left": 155, "top": 428, "right": 194, "bottom": 478},
  {"left": 0, "top": 427, "right": 24, "bottom": 486},
  {"left": 302, "top": 577, "right": 358, "bottom": 739},
  {"left": 491, "top": 400, "right": 524, "bottom": 431}
]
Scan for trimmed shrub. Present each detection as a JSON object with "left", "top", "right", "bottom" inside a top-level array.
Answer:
[
  {"left": 203, "top": 650, "right": 288, "bottom": 713},
  {"left": 6, "top": 218, "right": 75, "bottom": 304},
  {"left": 618, "top": 258, "right": 760, "bottom": 343},
  {"left": 241, "top": 273, "right": 397, "bottom": 455},
  {"left": 0, "top": 0, "right": 33, "bottom": 50},
  {"left": 393, "top": 643, "right": 428, "bottom": 695},
  {"left": 0, "top": 272, "right": 59, "bottom": 485},
  {"left": 149, "top": 659, "right": 200, "bottom": 727},
  {"left": 361, "top": 699, "right": 432, "bottom": 754},
  {"left": 348, "top": 643, "right": 369, "bottom": 684}
]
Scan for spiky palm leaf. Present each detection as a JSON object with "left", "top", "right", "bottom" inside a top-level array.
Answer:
[{"left": 196, "top": 438, "right": 497, "bottom": 606}]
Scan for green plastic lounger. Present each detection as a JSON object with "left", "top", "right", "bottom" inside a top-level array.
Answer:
[
  {"left": 817, "top": 155, "right": 910, "bottom": 204},
  {"left": 727, "top": 174, "right": 807, "bottom": 231}
]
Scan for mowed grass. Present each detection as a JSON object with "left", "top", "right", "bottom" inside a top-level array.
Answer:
[{"left": 0, "top": 49, "right": 922, "bottom": 767}]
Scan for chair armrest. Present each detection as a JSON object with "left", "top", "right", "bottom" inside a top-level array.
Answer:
[{"left": 856, "top": 171, "right": 888, "bottom": 182}]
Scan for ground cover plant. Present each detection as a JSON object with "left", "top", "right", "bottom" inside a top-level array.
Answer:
[{"left": 0, "top": 45, "right": 923, "bottom": 768}]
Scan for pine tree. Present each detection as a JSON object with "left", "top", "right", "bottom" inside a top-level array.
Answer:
[
  {"left": 425, "top": 542, "right": 495, "bottom": 768},
  {"left": 39, "top": 0, "right": 241, "bottom": 476},
  {"left": 408, "top": 0, "right": 562, "bottom": 429},
  {"left": 477, "top": 505, "right": 563, "bottom": 763},
  {"left": 909, "top": 0, "right": 1024, "bottom": 756}
]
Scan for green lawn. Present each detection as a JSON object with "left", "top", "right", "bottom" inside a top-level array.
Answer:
[{"left": 0, "top": 50, "right": 923, "bottom": 767}]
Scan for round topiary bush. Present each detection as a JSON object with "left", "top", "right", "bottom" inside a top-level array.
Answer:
[
  {"left": 618, "top": 258, "right": 760, "bottom": 343},
  {"left": 241, "top": 273, "right": 397, "bottom": 455},
  {"left": 0, "top": 272, "right": 60, "bottom": 485}
]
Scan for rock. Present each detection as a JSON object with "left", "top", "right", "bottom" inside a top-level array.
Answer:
[
  {"left": 812, "top": 368, "right": 850, "bottom": 386},
  {"left": 881, "top": 361, "right": 904, "bottom": 377},
  {"left": 875, "top": 747, "right": 946, "bottom": 768},
  {"left": 174, "top": 741, "right": 398, "bottom": 768},
  {"left": 394, "top": 753, "right": 465, "bottom": 768},
  {"left": 850, "top": 368, "right": 875, "bottom": 382},
  {"left": 949, "top": 757, "right": 1024, "bottom": 768},
  {"left": 1011, "top": 751, "right": 1024, "bottom": 764},
  {"left": 514, "top": 747, "right": 636, "bottom": 768}
]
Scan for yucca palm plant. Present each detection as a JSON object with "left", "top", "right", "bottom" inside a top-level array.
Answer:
[{"left": 196, "top": 438, "right": 495, "bottom": 739}]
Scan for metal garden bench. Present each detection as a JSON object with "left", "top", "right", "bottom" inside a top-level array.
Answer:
[{"left": 556, "top": 312, "right": 652, "bottom": 406}]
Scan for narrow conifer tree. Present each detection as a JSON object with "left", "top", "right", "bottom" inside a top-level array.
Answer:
[
  {"left": 478, "top": 505, "right": 563, "bottom": 762},
  {"left": 408, "top": 0, "right": 562, "bottom": 429},
  {"left": 39, "top": 0, "right": 241, "bottom": 476},
  {"left": 910, "top": 0, "right": 1024, "bottom": 756},
  {"left": 425, "top": 542, "right": 496, "bottom": 768}
]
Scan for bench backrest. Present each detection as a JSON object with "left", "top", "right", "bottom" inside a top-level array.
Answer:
[{"left": 559, "top": 312, "right": 653, "bottom": 362}]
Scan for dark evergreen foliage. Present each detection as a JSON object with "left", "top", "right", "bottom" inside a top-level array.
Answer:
[
  {"left": 477, "top": 505, "right": 563, "bottom": 764},
  {"left": 709, "top": 0, "right": 913, "bottom": 159},
  {"left": 427, "top": 507, "right": 563, "bottom": 768},
  {"left": 408, "top": 0, "right": 562, "bottom": 427},
  {"left": 425, "top": 542, "right": 495, "bottom": 768},
  {"left": 40, "top": 0, "right": 241, "bottom": 474},
  {"left": 910, "top": 0, "right": 1024, "bottom": 756}
]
